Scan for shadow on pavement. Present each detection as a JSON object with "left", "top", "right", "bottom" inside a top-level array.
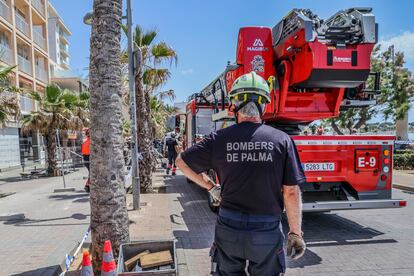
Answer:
[
  {"left": 11, "top": 265, "right": 61, "bottom": 276},
  {"left": 3, "top": 212, "right": 89, "bottom": 227},
  {"left": 165, "top": 174, "right": 397, "bottom": 268},
  {"left": 165, "top": 175, "right": 216, "bottom": 250},
  {"left": 48, "top": 191, "right": 89, "bottom": 201},
  {"left": 288, "top": 213, "right": 396, "bottom": 246}
]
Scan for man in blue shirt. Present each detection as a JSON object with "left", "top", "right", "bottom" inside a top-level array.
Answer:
[{"left": 177, "top": 72, "right": 306, "bottom": 275}]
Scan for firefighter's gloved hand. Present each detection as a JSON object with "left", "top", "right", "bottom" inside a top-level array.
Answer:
[
  {"left": 287, "top": 232, "right": 306, "bottom": 260},
  {"left": 208, "top": 185, "right": 221, "bottom": 205}
]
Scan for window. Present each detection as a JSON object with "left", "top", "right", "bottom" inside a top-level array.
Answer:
[
  {"left": 15, "top": 8, "right": 26, "bottom": 18},
  {"left": 0, "top": 31, "right": 10, "bottom": 46},
  {"left": 17, "top": 46, "right": 29, "bottom": 59}
]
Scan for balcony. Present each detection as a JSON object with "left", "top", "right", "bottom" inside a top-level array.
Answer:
[
  {"left": 17, "top": 55, "right": 32, "bottom": 75},
  {"left": 33, "top": 29, "right": 46, "bottom": 49},
  {"left": 20, "top": 95, "right": 36, "bottom": 114},
  {"left": 0, "top": 0, "right": 11, "bottom": 22},
  {"left": 15, "top": 13, "right": 29, "bottom": 37},
  {"left": 59, "top": 30, "right": 69, "bottom": 43},
  {"left": 0, "top": 43, "right": 13, "bottom": 64},
  {"left": 35, "top": 65, "right": 47, "bottom": 83},
  {"left": 31, "top": 0, "right": 45, "bottom": 17},
  {"left": 60, "top": 44, "right": 69, "bottom": 56}
]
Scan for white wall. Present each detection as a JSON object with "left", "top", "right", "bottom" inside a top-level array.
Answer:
[{"left": 0, "top": 127, "right": 20, "bottom": 169}]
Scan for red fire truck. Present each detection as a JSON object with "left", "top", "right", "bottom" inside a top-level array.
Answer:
[{"left": 182, "top": 8, "right": 406, "bottom": 212}]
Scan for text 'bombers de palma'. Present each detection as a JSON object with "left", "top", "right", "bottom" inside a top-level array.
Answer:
[{"left": 226, "top": 141, "right": 274, "bottom": 162}]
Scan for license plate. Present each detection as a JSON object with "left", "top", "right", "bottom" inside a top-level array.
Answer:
[{"left": 303, "top": 162, "right": 335, "bottom": 171}]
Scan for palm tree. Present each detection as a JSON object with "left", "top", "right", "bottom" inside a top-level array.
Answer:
[
  {"left": 88, "top": 0, "right": 129, "bottom": 272},
  {"left": 124, "top": 25, "right": 177, "bottom": 191},
  {"left": 22, "top": 84, "right": 88, "bottom": 175},
  {"left": 150, "top": 96, "right": 178, "bottom": 139},
  {"left": 0, "top": 66, "right": 20, "bottom": 127}
]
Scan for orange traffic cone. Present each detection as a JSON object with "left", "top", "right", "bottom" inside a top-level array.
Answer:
[
  {"left": 101, "top": 240, "right": 117, "bottom": 276},
  {"left": 80, "top": 250, "right": 93, "bottom": 276}
]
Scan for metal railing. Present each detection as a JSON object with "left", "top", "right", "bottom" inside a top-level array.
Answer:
[
  {"left": 15, "top": 13, "right": 29, "bottom": 37},
  {"left": 17, "top": 55, "right": 32, "bottom": 75},
  {"left": 33, "top": 29, "right": 46, "bottom": 49},
  {"left": 31, "top": 0, "right": 45, "bottom": 16},
  {"left": 0, "top": 0, "right": 11, "bottom": 21},
  {"left": 20, "top": 95, "right": 36, "bottom": 114},
  {"left": 0, "top": 43, "right": 13, "bottom": 64},
  {"left": 60, "top": 57, "right": 69, "bottom": 65},
  {"left": 35, "top": 65, "right": 47, "bottom": 83},
  {"left": 60, "top": 44, "right": 69, "bottom": 54},
  {"left": 59, "top": 30, "right": 69, "bottom": 42}
]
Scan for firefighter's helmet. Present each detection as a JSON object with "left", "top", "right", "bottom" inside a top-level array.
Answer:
[{"left": 228, "top": 71, "right": 271, "bottom": 105}]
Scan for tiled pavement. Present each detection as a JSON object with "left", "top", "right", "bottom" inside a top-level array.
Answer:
[
  {"left": 1, "top": 166, "right": 413, "bottom": 275},
  {"left": 130, "top": 170, "right": 414, "bottom": 275},
  {"left": 0, "top": 168, "right": 90, "bottom": 276}
]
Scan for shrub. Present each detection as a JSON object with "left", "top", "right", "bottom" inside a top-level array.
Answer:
[{"left": 393, "top": 153, "right": 414, "bottom": 170}]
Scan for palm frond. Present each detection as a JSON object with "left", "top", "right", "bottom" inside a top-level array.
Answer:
[
  {"left": 151, "top": 42, "right": 178, "bottom": 66},
  {"left": 45, "top": 84, "right": 62, "bottom": 103},
  {"left": 155, "top": 89, "right": 176, "bottom": 101},
  {"left": 141, "top": 29, "right": 157, "bottom": 47},
  {"left": 28, "top": 91, "right": 42, "bottom": 101},
  {"left": 143, "top": 68, "right": 171, "bottom": 92}
]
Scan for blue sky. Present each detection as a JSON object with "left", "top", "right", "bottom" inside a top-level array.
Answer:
[{"left": 50, "top": 0, "right": 414, "bottom": 121}]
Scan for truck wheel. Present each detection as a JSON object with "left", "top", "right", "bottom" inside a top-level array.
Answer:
[{"left": 208, "top": 193, "right": 219, "bottom": 213}]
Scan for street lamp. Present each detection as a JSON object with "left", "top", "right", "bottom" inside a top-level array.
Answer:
[
  {"left": 83, "top": 0, "right": 141, "bottom": 210},
  {"left": 83, "top": 12, "right": 93, "bottom": 25}
]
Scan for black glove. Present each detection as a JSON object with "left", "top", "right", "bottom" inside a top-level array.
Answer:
[{"left": 287, "top": 232, "right": 306, "bottom": 260}]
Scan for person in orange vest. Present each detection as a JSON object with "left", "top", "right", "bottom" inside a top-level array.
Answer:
[{"left": 82, "top": 129, "right": 91, "bottom": 193}]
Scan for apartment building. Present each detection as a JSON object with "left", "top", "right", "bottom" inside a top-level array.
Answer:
[
  {"left": 0, "top": 0, "right": 70, "bottom": 170},
  {"left": 47, "top": 3, "right": 70, "bottom": 77}
]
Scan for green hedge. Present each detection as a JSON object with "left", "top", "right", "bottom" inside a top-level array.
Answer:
[
  {"left": 394, "top": 153, "right": 414, "bottom": 170},
  {"left": 395, "top": 149, "right": 413, "bottom": 155}
]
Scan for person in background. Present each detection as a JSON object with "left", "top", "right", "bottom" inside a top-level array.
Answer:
[
  {"left": 165, "top": 132, "right": 179, "bottom": 176},
  {"left": 317, "top": 126, "right": 324, "bottom": 135},
  {"left": 177, "top": 136, "right": 184, "bottom": 154},
  {"left": 163, "top": 128, "right": 180, "bottom": 153},
  {"left": 81, "top": 129, "right": 91, "bottom": 193}
]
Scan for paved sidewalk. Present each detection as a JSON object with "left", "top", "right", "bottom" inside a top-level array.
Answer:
[
  {"left": 393, "top": 170, "right": 414, "bottom": 192},
  {"left": 129, "top": 169, "right": 414, "bottom": 276},
  {"left": 128, "top": 170, "right": 214, "bottom": 275},
  {"left": 0, "top": 168, "right": 90, "bottom": 275}
]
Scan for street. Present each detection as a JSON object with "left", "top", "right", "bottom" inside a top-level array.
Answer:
[
  {"left": 0, "top": 169, "right": 413, "bottom": 275},
  {"left": 132, "top": 171, "right": 414, "bottom": 276}
]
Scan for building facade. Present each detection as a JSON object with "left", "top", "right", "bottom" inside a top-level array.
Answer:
[
  {"left": 0, "top": 0, "right": 71, "bottom": 170},
  {"left": 47, "top": 3, "right": 70, "bottom": 78}
]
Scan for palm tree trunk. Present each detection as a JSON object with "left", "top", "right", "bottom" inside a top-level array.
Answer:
[
  {"left": 396, "top": 112, "right": 409, "bottom": 140},
  {"left": 46, "top": 128, "right": 57, "bottom": 175},
  {"left": 88, "top": 0, "right": 129, "bottom": 272},
  {"left": 135, "top": 77, "right": 153, "bottom": 192}
]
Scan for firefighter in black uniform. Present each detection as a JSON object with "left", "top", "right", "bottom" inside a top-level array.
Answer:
[
  {"left": 177, "top": 72, "right": 306, "bottom": 275},
  {"left": 165, "top": 132, "right": 179, "bottom": 175}
]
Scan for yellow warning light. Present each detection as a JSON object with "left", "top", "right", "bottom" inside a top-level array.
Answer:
[
  {"left": 317, "top": 177, "right": 322, "bottom": 181},
  {"left": 383, "top": 150, "right": 390, "bottom": 156}
]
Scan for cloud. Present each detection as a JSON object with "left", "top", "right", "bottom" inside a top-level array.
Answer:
[
  {"left": 181, "top": 68, "right": 194, "bottom": 75},
  {"left": 379, "top": 31, "right": 414, "bottom": 60}
]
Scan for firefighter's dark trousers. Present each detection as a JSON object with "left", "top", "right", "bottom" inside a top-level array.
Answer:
[
  {"left": 167, "top": 151, "right": 177, "bottom": 173},
  {"left": 211, "top": 208, "right": 286, "bottom": 276}
]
